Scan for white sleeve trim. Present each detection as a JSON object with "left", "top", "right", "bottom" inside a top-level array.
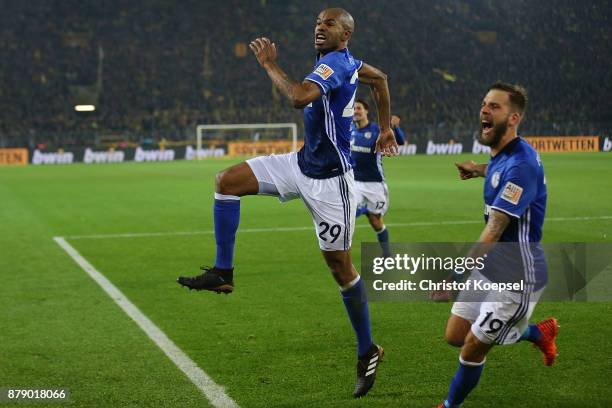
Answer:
[
  {"left": 305, "top": 77, "right": 328, "bottom": 94},
  {"left": 489, "top": 205, "right": 520, "bottom": 219}
]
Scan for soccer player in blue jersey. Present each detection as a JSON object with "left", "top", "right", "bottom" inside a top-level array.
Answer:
[
  {"left": 434, "top": 82, "right": 559, "bottom": 408},
  {"left": 177, "top": 8, "right": 398, "bottom": 398},
  {"left": 350, "top": 99, "right": 405, "bottom": 257}
]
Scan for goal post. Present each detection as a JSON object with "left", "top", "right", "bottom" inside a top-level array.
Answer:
[{"left": 196, "top": 123, "right": 298, "bottom": 159}]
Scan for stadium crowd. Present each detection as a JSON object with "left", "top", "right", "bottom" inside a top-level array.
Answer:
[{"left": 1, "top": 0, "right": 610, "bottom": 147}]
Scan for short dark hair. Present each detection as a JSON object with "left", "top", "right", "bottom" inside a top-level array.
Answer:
[
  {"left": 488, "top": 81, "right": 528, "bottom": 115},
  {"left": 355, "top": 98, "right": 369, "bottom": 111}
]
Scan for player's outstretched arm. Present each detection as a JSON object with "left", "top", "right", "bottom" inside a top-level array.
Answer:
[
  {"left": 359, "top": 62, "right": 397, "bottom": 156},
  {"left": 455, "top": 161, "right": 488, "bottom": 179},
  {"left": 249, "top": 37, "right": 320, "bottom": 109}
]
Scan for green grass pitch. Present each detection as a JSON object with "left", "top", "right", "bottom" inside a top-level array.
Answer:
[{"left": 1, "top": 153, "right": 611, "bottom": 407}]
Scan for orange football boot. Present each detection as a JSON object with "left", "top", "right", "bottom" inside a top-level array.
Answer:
[{"left": 534, "top": 317, "right": 559, "bottom": 366}]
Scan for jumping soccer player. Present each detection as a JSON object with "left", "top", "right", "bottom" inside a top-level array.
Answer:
[
  {"left": 177, "top": 8, "right": 398, "bottom": 398},
  {"left": 433, "top": 82, "right": 559, "bottom": 408},
  {"left": 350, "top": 99, "right": 405, "bottom": 257}
]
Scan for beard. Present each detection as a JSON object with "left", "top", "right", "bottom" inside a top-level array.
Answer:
[{"left": 478, "top": 117, "right": 508, "bottom": 148}]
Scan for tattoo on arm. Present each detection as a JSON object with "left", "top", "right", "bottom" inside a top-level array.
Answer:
[
  {"left": 265, "top": 62, "right": 299, "bottom": 101},
  {"left": 262, "top": 63, "right": 320, "bottom": 108},
  {"left": 484, "top": 209, "right": 511, "bottom": 240},
  {"left": 466, "top": 209, "right": 511, "bottom": 259}
]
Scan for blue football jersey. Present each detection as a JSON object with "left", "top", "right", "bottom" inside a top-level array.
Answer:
[
  {"left": 482, "top": 137, "right": 548, "bottom": 290},
  {"left": 350, "top": 122, "right": 406, "bottom": 182},
  {"left": 299, "top": 49, "right": 362, "bottom": 179}
]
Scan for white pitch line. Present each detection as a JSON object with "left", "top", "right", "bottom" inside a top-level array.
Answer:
[
  {"left": 64, "top": 215, "right": 612, "bottom": 240},
  {"left": 53, "top": 237, "right": 239, "bottom": 408}
]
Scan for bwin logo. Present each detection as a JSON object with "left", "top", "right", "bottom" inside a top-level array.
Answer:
[{"left": 603, "top": 137, "right": 612, "bottom": 152}]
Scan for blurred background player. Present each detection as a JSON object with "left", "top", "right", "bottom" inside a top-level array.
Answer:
[
  {"left": 350, "top": 99, "right": 405, "bottom": 257},
  {"left": 434, "top": 82, "right": 559, "bottom": 408},
  {"left": 177, "top": 8, "right": 398, "bottom": 398}
]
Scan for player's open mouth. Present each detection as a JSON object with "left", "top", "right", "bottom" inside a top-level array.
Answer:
[
  {"left": 481, "top": 120, "right": 493, "bottom": 134},
  {"left": 315, "top": 33, "right": 326, "bottom": 45}
]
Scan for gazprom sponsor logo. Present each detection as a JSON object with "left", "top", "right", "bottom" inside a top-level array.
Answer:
[{"left": 350, "top": 144, "right": 372, "bottom": 153}]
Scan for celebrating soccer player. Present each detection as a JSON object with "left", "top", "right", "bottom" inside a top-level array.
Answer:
[
  {"left": 433, "top": 82, "right": 559, "bottom": 408},
  {"left": 350, "top": 99, "right": 405, "bottom": 257},
  {"left": 177, "top": 8, "right": 398, "bottom": 398}
]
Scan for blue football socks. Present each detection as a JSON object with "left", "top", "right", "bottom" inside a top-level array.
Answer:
[
  {"left": 356, "top": 206, "right": 369, "bottom": 218},
  {"left": 444, "top": 356, "right": 485, "bottom": 407},
  {"left": 341, "top": 276, "right": 373, "bottom": 357},
  {"left": 376, "top": 225, "right": 391, "bottom": 257},
  {"left": 520, "top": 324, "right": 542, "bottom": 343},
  {"left": 213, "top": 193, "right": 241, "bottom": 269}
]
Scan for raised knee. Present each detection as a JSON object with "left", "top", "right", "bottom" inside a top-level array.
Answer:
[
  {"left": 445, "top": 331, "right": 465, "bottom": 347},
  {"left": 215, "top": 170, "right": 231, "bottom": 194}
]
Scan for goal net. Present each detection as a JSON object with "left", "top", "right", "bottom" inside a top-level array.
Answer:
[{"left": 195, "top": 123, "right": 299, "bottom": 159}]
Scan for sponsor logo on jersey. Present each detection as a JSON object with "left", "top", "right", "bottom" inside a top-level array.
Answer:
[
  {"left": 313, "top": 64, "right": 334, "bottom": 80},
  {"left": 500, "top": 181, "right": 523, "bottom": 205},
  {"left": 350, "top": 143, "right": 372, "bottom": 153}
]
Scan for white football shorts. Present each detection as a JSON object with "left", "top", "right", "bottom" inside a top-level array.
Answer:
[
  {"left": 354, "top": 180, "right": 389, "bottom": 215},
  {"left": 451, "top": 270, "right": 544, "bottom": 345},
  {"left": 246, "top": 152, "right": 356, "bottom": 251}
]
